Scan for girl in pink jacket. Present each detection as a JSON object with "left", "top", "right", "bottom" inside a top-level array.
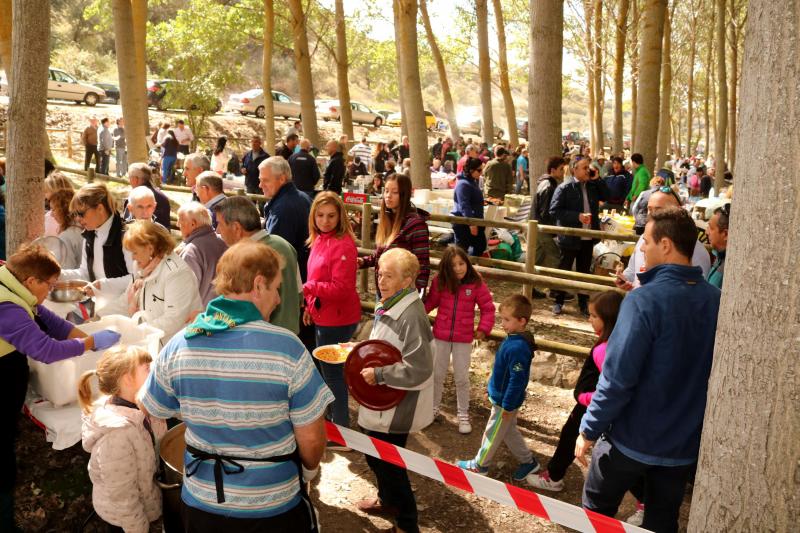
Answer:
[
  {"left": 303, "top": 192, "right": 361, "bottom": 434},
  {"left": 424, "top": 245, "right": 495, "bottom": 434},
  {"left": 78, "top": 345, "right": 167, "bottom": 533}
]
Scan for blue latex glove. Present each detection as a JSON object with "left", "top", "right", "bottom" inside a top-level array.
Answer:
[{"left": 92, "top": 329, "right": 121, "bottom": 351}]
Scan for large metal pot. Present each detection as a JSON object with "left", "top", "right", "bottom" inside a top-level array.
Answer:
[
  {"left": 49, "top": 279, "right": 90, "bottom": 303},
  {"left": 158, "top": 423, "right": 186, "bottom": 533}
]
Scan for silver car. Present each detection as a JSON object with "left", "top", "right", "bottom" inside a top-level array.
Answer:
[
  {"left": 1, "top": 68, "right": 105, "bottom": 106},
  {"left": 227, "top": 89, "right": 302, "bottom": 119},
  {"left": 318, "top": 100, "right": 383, "bottom": 127}
]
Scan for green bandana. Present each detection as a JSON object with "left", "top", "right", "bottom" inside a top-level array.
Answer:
[
  {"left": 375, "top": 286, "right": 416, "bottom": 318},
  {"left": 185, "top": 296, "right": 264, "bottom": 338}
]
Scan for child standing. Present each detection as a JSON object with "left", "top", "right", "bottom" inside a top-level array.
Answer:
[
  {"left": 457, "top": 294, "right": 540, "bottom": 482},
  {"left": 526, "top": 290, "right": 623, "bottom": 491},
  {"left": 425, "top": 245, "right": 495, "bottom": 434},
  {"left": 79, "top": 345, "right": 167, "bottom": 533}
]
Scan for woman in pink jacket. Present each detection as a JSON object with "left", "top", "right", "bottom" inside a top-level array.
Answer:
[
  {"left": 303, "top": 192, "right": 361, "bottom": 431},
  {"left": 424, "top": 245, "right": 495, "bottom": 434}
]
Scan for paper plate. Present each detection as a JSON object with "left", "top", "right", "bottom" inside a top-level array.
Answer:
[
  {"left": 312, "top": 342, "right": 356, "bottom": 365},
  {"left": 344, "top": 339, "right": 406, "bottom": 411}
]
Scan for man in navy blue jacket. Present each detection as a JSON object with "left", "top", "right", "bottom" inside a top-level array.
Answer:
[
  {"left": 549, "top": 157, "right": 608, "bottom": 316},
  {"left": 575, "top": 207, "right": 721, "bottom": 533}
]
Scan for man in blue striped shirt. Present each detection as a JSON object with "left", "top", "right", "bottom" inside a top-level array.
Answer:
[{"left": 140, "top": 241, "right": 333, "bottom": 531}]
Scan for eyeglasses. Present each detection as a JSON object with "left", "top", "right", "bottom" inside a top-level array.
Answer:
[
  {"left": 658, "top": 186, "right": 682, "bottom": 206},
  {"left": 39, "top": 278, "right": 58, "bottom": 290}
]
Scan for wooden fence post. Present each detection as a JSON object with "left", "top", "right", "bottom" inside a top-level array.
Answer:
[
  {"left": 360, "top": 202, "right": 373, "bottom": 293},
  {"left": 66, "top": 125, "right": 73, "bottom": 159},
  {"left": 523, "top": 220, "right": 538, "bottom": 298},
  {"left": 87, "top": 168, "right": 95, "bottom": 183}
]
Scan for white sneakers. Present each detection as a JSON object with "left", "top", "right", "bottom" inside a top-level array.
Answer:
[
  {"left": 457, "top": 414, "right": 472, "bottom": 434},
  {"left": 525, "top": 471, "right": 565, "bottom": 492}
]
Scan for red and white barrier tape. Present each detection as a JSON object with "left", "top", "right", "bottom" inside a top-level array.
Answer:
[{"left": 325, "top": 421, "right": 649, "bottom": 533}]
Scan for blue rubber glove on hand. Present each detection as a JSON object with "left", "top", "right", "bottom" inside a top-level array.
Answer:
[{"left": 92, "top": 329, "right": 121, "bottom": 351}]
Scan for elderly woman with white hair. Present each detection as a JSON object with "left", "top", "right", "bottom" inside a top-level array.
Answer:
[{"left": 177, "top": 201, "right": 228, "bottom": 306}]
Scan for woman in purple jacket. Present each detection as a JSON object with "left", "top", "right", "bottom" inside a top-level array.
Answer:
[{"left": 0, "top": 244, "right": 120, "bottom": 532}]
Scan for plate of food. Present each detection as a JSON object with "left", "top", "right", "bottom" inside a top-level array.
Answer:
[{"left": 312, "top": 342, "right": 357, "bottom": 364}]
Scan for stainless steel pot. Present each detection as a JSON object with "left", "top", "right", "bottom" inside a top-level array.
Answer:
[
  {"left": 158, "top": 423, "right": 185, "bottom": 533},
  {"left": 48, "top": 280, "right": 89, "bottom": 303}
]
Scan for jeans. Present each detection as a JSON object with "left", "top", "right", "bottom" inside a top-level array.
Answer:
[
  {"left": 115, "top": 148, "right": 127, "bottom": 177},
  {"left": 453, "top": 224, "right": 487, "bottom": 256},
  {"left": 554, "top": 240, "right": 595, "bottom": 308},
  {"left": 98, "top": 150, "right": 110, "bottom": 175},
  {"left": 546, "top": 403, "right": 585, "bottom": 481},
  {"left": 582, "top": 437, "right": 693, "bottom": 533},
  {"left": 84, "top": 144, "right": 99, "bottom": 171},
  {"left": 161, "top": 155, "right": 177, "bottom": 184},
  {"left": 315, "top": 323, "right": 358, "bottom": 428},
  {"left": 364, "top": 430, "right": 419, "bottom": 533}
]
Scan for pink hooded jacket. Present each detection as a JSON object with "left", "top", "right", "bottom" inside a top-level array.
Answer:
[
  {"left": 424, "top": 275, "right": 495, "bottom": 343},
  {"left": 304, "top": 231, "right": 362, "bottom": 327},
  {"left": 82, "top": 399, "right": 167, "bottom": 533}
]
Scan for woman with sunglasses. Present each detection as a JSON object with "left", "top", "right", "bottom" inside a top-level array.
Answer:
[
  {"left": 0, "top": 244, "right": 120, "bottom": 532},
  {"left": 60, "top": 183, "right": 135, "bottom": 297}
]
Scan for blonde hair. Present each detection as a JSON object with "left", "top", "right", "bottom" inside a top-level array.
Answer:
[
  {"left": 123, "top": 220, "right": 176, "bottom": 257},
  {"left": 378, "top": 247, "right": 419, "bottom": 281},
  {"left": 77, "top": 345, "right": 152, "bottom": 414},
  {"left": 43, "top": 172, "right": 74, "bottom": 197},
  {"left": 71, "top": 182, "right": 116, "bottom": 217},
  {"left": 307, "top": 191, "right": 354, "bottom": 246},
  {"left": 214, "top": 240, "right": 285, "bottom": 295}
]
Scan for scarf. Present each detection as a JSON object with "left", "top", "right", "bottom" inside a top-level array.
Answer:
[
  {"left": 126, "top": 255, "right": 162, "bottom": 315},
  {"left": 374, "top": 286, "right": 415, "bottom": 318},
  {"left": 185, "top": 296, "right": 263, "bottom": 338}
]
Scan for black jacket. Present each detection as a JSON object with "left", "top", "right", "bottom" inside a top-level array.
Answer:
[
  {"left": 242, "top": 148, "right": 269, "bottom": 193},
  {"left": 549, "top": 178, "right": 608, "bottom": 250},
  {"left": 531, "top": 174, "right": 559, "bottom": 225},
  {"left": 121, "top": 183, "right": 172, "bottom": 230},
  {"left": 574, "top": 345, "right": 602, "bottom": 401},
  {"left": 323, "top": 152, "right": 345, "bottom": 194},
  {"left": 288, "top": 149, "right": 321, "bottom": 193}
]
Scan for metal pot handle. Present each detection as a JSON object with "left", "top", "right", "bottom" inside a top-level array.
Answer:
[{"left": 156, "top": 479, "right": 181, "bottom": 490}]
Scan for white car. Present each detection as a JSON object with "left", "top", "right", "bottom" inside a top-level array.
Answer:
[
  {"left": 1, "top": 68, "right": 105, "bottom": 106},
  {"left": 227, "top": 89, "right": 301, "bottom": 119},
  {"left": 316, "top": 99, "right": 384, "bottom": 127}
]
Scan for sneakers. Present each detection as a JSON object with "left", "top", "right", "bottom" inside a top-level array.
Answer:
[
  {"left": 456, "top": 459, "right": 489, "bottom": 475},
  {"left": 457, "top": 415, "right": 472, "bottom": 434},
  {"left": 511, "top": 459, "right": 540, "bottom": 481},
  {"left": 525, "top": 470, "right": 564, "bottom": 492},
  {"left": 552, "top": 303, "right": 563, "bottom": 315},
  {"left": 327, "top": 440, "right": 351, "bottom": 452},
  {"left": 626, "top": 502, "right": 645, "bottom": 526}
]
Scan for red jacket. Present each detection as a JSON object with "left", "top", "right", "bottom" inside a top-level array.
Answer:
[
  {"left": 424, "top": 275, "right": 495, "bottom": 343},
  {"left": 304, "top": 232, "right": 362, "bottom": 327}
]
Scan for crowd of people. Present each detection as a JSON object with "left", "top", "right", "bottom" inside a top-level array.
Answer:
[{"left": 0, "top": 118, "right": 734, "bottom": 533}]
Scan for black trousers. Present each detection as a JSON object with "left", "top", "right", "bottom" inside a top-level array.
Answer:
[
  {"left": 84, "top": 144, "right": 99, "bottom": 171},
  {"left": 364, "top": 430, "right": 419, "bottom": 533},
  {"left": 546, "top": 403, "right": 586, "bottom": 481},
  {"left": 0, "top": 351, "right": 29, "bottom": 494},
  {"left": 554, "top": 240, "right": 595, "bottom": 307},
  {"left": 181, "top": 499, "right": 316, "bottom": 533},
  {"left": 453, "top": 224, "right": 487, "bottom": 257},
  {"left": 582, "top": 437, "right": 693, "bottom": 533}
]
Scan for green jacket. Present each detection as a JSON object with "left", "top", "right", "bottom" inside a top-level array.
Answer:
[
  {"left": 248, "top": 230, "right": 301, "bottom": 334},
  {"left": 627, "top": 165, "right": 652, "bottom": 202},
  {"left": 706, "top": 249, "right": 726, "bottom": 289},
  {"left": 0, "top": 265, "right": 37, "bottom": 357},
  {"left": 483, "top": 158, "right": 515, "bottom": 200}
]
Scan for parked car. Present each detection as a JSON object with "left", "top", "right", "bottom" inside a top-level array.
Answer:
[
  {"left": 385, "top": 110, "right": 437, "bottom": 131},
  {"left": 563, "top": 131, "right": 582, "bottom": 143},
  {"left": 376, "top": 109, "right": 395, "bottom": 120},
  {"left": 459, "top": 117, "right": 504, "bottom": 139},
  {"left": 147, "top": 79, "right": 222, "bottom": 113},
  {"left": 1, "top": 68, "right": 106, "bottom": 106},
  {"left": 227, "top": 89, "right": 301, "bottom": 119},
  {"left": 317, "top": 100, "right": 384, "bottom": 127},
  {"left": 517, "top": 119, "right": 528, "bottom": 140},
  {"left": 93, "top": 82, "right": 120, "bottom": 105}
]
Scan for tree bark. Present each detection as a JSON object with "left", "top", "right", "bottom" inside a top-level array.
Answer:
[
  {"left": 528, "top": 0, "right": 563, "bottom": 178},
  {"left": 131, "top": 0, "right": 148, "bottom": 144},
  {"left": 392, "top": 1, "right": 407, "bottom": 138},
  {"left": 612, "top": 0, "right": 629, "bottom": 156},
  {"left": 262, "top": 0, "right": 275, "bottom": 150},
  {"left": 584, "top": 0, "right": 596, "bottom": 151},
  {"left": 656, "top": 6, "right": 672, "bottom": 169},
  {"left": 334, "top": 0, "right": 354, "bottom": 142},
  {"left": 112, "top": 0, "right": 148, "bottom": 164},
  {"left": 685, "top": 1, "right": 698, "bottom": 156},
  {"left": 714, "top": 0, "right": 727, "bottom": 187},
  {"left": 476, "top": 0, "right": 494, "bottom": 142},
  {"left": 632, "top": 0, "right": 666, "bottom": 171},
  {"left": 419, "top": 0, "right": 460, "bottom": 141},
  {"left": 726, "top": 0, "right": 739, "bottom": 173},
  {"left": 395, "top": 0, "right": 430, "bottom": 188},
  {"left": 492, "top": 0, "right": 518, "bottom": 147},
  {"left": 6, "top": 0, "right": 48, "bottom": 253},
  {"left": 0, "top": 0, "right": 11, "bottom": 78},
  {"left": 688, "top": 1, "right": 800, "bottom": 529},
  {"left": 592, "top": 0, "right": 604, "bottom": 154},
  {"left": 630, "top": 0, "right": 639, "bottom": 145},
  {"left": 703, "top": 5, "right": 714, "bottom": 157},
  {"left": 287, "top": 0, "right": 320, "bottom": 148}
]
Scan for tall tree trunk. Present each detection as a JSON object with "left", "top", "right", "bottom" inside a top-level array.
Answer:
[
  {"left": 714, "top": 0, "right": 727, "bottom": 187},
  {"left": 393, "top": 1, "right": 408, "bottom": 138},
  {"left": 395, "top": 0, "right": 430, "bottom": 188},
  {"left": 492, "top": 0, "right": 517, "bottom": 147},
  {"left": 287, "top": 0, "right": 320, "bottom": 148},
  {"left": 630, "top": 0, "right": 639, "bottom": 145},
  {"left": 703, "top": 6, "right": 714, "bottom": 157},
  {"left": 584, "top": 0, "right": 596, "bottom": 151},
  {"left": 592, "top": 0, "right": 604, "bottom": 154},
  {"left": 0, "top": 0, "right": 11, "bottom": 78},
  {"left": 112, "top": 0, "right": 148, "bottom": 164},
  {"left": 6, "top": 0, "right": 48, "bottom": 253},
  {"left": 686, "top": 4, "right": 698, "bottom": 156},
  {"left": 656, "top": 6, "right": 672, "bottom": 169},
  {"left": 420, "top": 0, "right": 460, "bottom": 141},
  {"left": 528, "top": 0, "right": 563, "bottom": 178},
  {"left": 727, "top": 2, "right": 738, "bottom": 173},
  {"left": 688, "top": 1, "right": 800, "bottom": 528},
  {"left": 612, "top": 0, "right": 629, "bottom": 156},
  {"left": 632, "top": 0, "right": 666, "bottom": 171},
  {"left": 131, "top": 0, "right": 148, "bottom": 144},
  {"left": 334, "top": 0, "right": 354, "bottom": 142},
  {"left": 262, "top": 0, "right": 275, "bottom": 150},
  {"left": 476, "top": 0, "right": 494, "bottom": 142}
]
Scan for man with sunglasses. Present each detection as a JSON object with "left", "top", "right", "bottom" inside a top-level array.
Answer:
[{"left": 616, "top": 188, "right": 711, "bottom": 291}]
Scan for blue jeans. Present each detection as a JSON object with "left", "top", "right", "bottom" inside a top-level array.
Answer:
[
  {"left": 315, "top": 323, "right": 358, "bottom": 428},
  {"left": 161, "top": 155, "right": 177, "bottom": 184}
]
